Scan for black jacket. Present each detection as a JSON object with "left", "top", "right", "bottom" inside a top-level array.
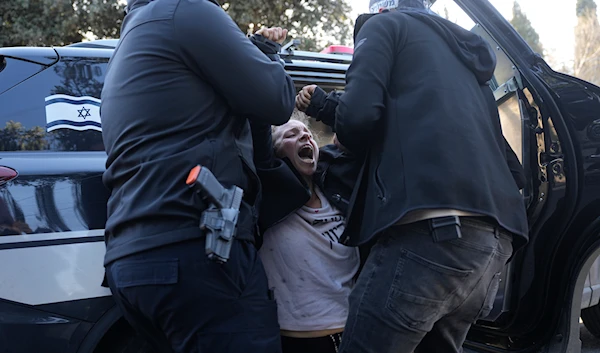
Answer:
[
  {"left": 100, "top": 0, "right": 295, "bottom": 265},
  {"left": 309, "top": 87, "right": 526, "bottom": 191},
  {"left": 249, "top": 123, "right": 361, "bottom": 233},
  {"left": 319, "top": 10, "right": 529, "bottom": 249}
]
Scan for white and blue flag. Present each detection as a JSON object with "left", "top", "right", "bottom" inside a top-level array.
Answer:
[{"left": 44, "top": 94, "right": 102, "bottom": 132}]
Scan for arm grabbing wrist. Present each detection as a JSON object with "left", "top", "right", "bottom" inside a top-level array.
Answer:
[
  {"left": 306, "top": 87, "right": 342, "bottom": 129},
  {"left": 249, "top": 34, "right": 284, "bottom": 64}
]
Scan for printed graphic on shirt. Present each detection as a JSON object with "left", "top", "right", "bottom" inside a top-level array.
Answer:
[
  {"left": 322, "top": 223, "right": 344, "bottom": 242},
  {"left": 307, "top": 215, "right": 345, "bottom": 243},
  {"left": 312, "top": 216, "right": 344, "bottom": 226},
  {"left": 45, "top": 94, "right": 101, "bottom": 132}
]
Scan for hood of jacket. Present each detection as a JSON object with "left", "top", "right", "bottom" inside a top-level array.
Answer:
[
  {"left": 353, "top": 9, "right": 496, "bottom": 84},
  {"left": 402, "top": 10, "right": 496, "bottom": 83},
  {"left": 126, "top": 0, "right": 151, "bottom": 13}
]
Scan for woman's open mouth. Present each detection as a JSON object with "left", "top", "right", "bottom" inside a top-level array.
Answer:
[{"left": 297, "top": 145, "right": 314, "bottom": 163}]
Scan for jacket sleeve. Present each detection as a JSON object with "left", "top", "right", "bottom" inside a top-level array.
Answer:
[
  {"left": 249, "top": 120, "right": 311, "bottom": 231},
  {"left": 249, "top": 34, "right": 285, "bottom": 63},
  {"left": 305, "top": 86, "right": 343, "bottom": 129},
  {"left": 255, "top": 159, "right": 311, "bottom": 232},
  {"left": 174, "top": 1, "right": 295, "bottom": 126},
  {"left": 335, "top": 14, "right": 400, "bottom": 153},
  {"left": 250, "top": 121, "right": 276, "bottom": 169}
]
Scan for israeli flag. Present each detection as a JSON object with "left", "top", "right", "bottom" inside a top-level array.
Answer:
[{"left": 44, "top": 94, "right": 102, "bottom": 132}]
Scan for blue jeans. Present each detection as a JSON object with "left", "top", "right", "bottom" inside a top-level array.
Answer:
[
  {"left": 339, "top": 218, "right": 513, "bottom": 353},
  {"left": 105, "top": 238, "right": 281, "bottom": 353}
]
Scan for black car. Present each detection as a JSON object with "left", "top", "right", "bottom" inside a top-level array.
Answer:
[{"left": 1, "top": 1, "right": 599, "bottom": 352}]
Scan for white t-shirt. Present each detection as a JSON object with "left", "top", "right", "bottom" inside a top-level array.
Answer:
[{"left": 258, "top": 187, "right": 360, "bottom": 331}]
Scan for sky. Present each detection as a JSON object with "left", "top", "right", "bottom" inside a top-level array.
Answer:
[{"left": 347, "top": 0, "right": 587, "bottom": 68}]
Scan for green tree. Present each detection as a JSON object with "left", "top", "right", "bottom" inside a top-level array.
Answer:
[
  {"left": 77, "top": 0, "right": 125, "bottom": 40},
  {"left": 510, "top": 1, "right": 544, "bottom": 56},
  {"left": 222, "top": 0, "right": 353, "bottom": 51},
  {"left": 0, "top": 121, "right": 48, "bottom": 151},
  {"left": 1, "top": 0, "right": 351, "bottom": 52},
  {"left": 577, "top": 0, "right": 598, "bottom": 16},
  {"left": 574, "top": 0, "right": 600, "bottom": 85},
  {"left": 0, "top": 0, "right": 124, "bottom": 47}
]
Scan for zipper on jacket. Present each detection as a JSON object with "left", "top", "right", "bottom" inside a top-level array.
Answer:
[
  {"left": 375, "top": 162, "right": 387, "bottom": 203},
  {"left": 317, "top": 163, "right": 350, "bottom": 207},
  {"left": 332, "top": 193, "right": 350, "bottom": 205}
]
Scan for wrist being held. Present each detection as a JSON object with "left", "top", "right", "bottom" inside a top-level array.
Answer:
[
  {"left": 295, "top": 84, "right": 317, "bottom": 112},
  {"left": 255, "top": 26, "right": 288, "bottom": 44}
]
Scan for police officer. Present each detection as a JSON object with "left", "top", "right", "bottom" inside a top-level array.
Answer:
[
  {"left": 297, "top": 0, "right": 529, "bottom": 352},
  {"left": 100, "top": 0, "right": 295, "bottom": 352}
]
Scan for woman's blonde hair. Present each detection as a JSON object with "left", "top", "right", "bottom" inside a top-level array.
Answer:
[
  {"left": 272, "top": 109, "right": 333, "bottom": 147},
  {"left": 289, "top": 108, "right": 311, "bottom": 126},
  {"left": 272, "top": 109, "right": 310, "bottom": 134}
]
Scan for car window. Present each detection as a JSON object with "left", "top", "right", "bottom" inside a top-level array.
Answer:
[
  {"left": 429, "top": 0, "right": 476, "bottom": 30},
  {"left": 0, "top": 57, "right": 47, "bottom": 95},
  {"left": 0, "top": 56, "right": 108, "bottom": 152},
  {"left": 429, "top": 0, "right": 525, "bottom": 165}
]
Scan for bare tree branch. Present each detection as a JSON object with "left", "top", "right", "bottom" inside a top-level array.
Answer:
[{"left": 574, "top": 8, "right": 600, "bottom": 85}]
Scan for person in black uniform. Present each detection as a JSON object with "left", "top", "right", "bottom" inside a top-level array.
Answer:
[
  {"left": 296, "top": 1, "right": 529, "bottom": 352},
  {"left": 100, "top": 0, "right": 295, "bottom": 351}
]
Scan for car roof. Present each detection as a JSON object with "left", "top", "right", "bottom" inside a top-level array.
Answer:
[
  {"left": 67, "top": 39, "right": 120, "bottom": 49},
  {"left": 1, "top": 39, "right": 351, "bottom": 91}
]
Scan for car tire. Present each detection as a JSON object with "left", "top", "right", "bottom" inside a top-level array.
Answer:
[
  {"left": 106, "top": 334, "right": 155, "bottom": 353},
  {"left": 582, "top": 305, "right": 600, "bottom": 338},
  {"left": 94, "top": 319, "right": 156, "bottom": 353}
]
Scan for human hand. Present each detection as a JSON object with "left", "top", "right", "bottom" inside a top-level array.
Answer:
[
  {"left": 255, "top": 27, "right": 288, "bottom": 44},
  {"left": 295, "top": 84, "right": 317, "bottom": 112}
]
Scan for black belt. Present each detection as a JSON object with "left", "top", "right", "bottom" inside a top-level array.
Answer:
[{"left": 428, "top": 216, "right": 512, "bottom": 243}]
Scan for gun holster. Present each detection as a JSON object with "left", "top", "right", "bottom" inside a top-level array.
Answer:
[{"left": 186, "top": 165, "right": 244, "bottom": 264}]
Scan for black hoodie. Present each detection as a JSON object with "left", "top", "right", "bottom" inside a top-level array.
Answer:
[{"left": 330, "top": 10, "right": 528, "bottom": 249}]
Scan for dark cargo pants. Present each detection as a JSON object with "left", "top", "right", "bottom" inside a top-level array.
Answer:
[
  {"left": 339, "top": 217, "right": 513, "bottom": 353},
  {"left": 105, "top": 238, "right": 281, "bottom": 353}
]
